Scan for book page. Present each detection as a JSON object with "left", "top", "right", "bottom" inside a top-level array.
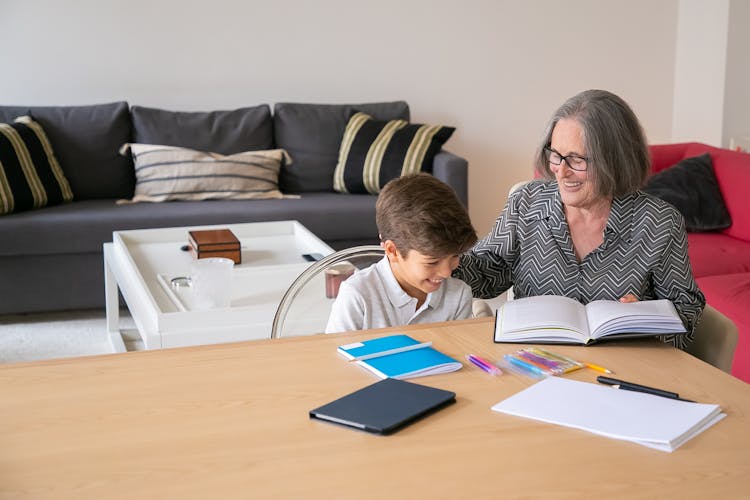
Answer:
[
  {"left": 496, "top": 295, "right": 589, "bottom": 342},
  {"left": 585, "top": 299, "right": 685, "bottom": 338}
]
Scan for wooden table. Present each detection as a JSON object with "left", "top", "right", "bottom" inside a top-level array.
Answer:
[{"left": 1, "top": 318, "right": 749, "bottom": 499}]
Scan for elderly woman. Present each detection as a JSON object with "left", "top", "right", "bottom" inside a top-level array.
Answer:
[{"left": 455, "top": 89, "right": 704, "bottom": 348}]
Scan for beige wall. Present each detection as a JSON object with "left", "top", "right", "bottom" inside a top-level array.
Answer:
[
  {"left": 723, "top": 0, "right": 750, "bottom": 150},
  {"left": 0, "top": 0, "right": 682, "bottom": 235},
  {"left": 671, "top": 0, "right": 729, "bottom": 146},
  {"left": 671, "top": 0, "right": 749, "bottom": 150}
]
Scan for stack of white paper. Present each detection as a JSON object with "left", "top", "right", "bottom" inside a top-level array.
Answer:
[{"left": 492, "top": 377, "right": 725, "bottom": 452}]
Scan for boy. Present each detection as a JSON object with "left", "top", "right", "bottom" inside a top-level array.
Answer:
[{"left": 325, "top": 173, "right": 478, "bottom": 333}]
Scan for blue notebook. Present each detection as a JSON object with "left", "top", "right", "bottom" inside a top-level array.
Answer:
[{"left": 337, "top": 334, "right": 462, "bottom": 379}]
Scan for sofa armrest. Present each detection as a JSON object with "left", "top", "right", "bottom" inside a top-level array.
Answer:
[{"left": 432, "top": 150, "right": 468, "bottom": 208}]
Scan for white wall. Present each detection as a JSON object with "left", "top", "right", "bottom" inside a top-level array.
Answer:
[
  {"left": 671, "top": 0, "right": 750, "bottom": 149},
  {"left": 0, "top": 0, "right": 680, "bottom": 235},
  {"left": 723, "top": 0, "right": 750, "bottom": 149},
  {"left": 671, "top": 0, "right": 729, "bottom": 146}
]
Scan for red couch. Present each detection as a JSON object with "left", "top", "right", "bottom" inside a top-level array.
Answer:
[{"left": 650, "top": 143, "right": 750, "bottom": 383}]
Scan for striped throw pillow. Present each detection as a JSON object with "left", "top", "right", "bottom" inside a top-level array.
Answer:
[
  {"left": 333, "top": 112, "right": 454, "bottom": 194},
  {"left": 0, "top": 116, "right": 74, "bottom": 215},
  {"left": 122, "top": 143, "right": 290, "bottom": 202}
]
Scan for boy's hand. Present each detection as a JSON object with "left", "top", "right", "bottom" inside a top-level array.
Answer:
[{"left": 619, "top": 294, "right": 639, "bottom": 303}]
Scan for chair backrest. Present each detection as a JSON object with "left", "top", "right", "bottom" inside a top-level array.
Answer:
[
  {"left": 271, "top": 245, "right": 385, "bottom": 339},
  {"left": 271, "top": 241, "right": 522, "bottom": 338},
  {"left": 684, "top": 304, "right": 738, "bottom": 373}
]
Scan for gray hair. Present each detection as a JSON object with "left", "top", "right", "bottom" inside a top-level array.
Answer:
[{"left": 534, "top": 89, "right": 650, "bottom": 198}]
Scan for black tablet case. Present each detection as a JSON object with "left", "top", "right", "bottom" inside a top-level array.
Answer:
[{"left": 309, "top": 378, "right": 456, "bottom": 434}]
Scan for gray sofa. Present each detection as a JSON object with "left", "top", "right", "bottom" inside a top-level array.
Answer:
[{"left": 0, "top": 101, "right": 467, "bottom": 314}]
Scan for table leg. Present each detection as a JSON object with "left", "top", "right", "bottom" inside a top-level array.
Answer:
[{"left": 103, "top": 246, "right": 127, "bottom": 353}]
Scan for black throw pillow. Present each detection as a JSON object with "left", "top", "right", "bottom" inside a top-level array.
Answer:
[
  {"left": 332, "top": 112, "right": 454, "bottom": 194},
  {"left": 643, "top": 153, "right": 731, "bottom": 231},
  {"left": 0, "top": 116, "right": 74, "bottom": 215}
]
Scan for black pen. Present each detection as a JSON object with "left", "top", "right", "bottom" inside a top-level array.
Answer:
[{"left": 596, "top": 376, "right": 695, "bottom": 402}]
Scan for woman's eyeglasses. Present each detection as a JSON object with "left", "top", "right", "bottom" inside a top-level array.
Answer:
[{"left": 544, "top": 146, "right": 589, "bottom": 171}]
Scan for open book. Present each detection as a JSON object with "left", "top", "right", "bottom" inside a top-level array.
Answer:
[{"left": 494, "top": 295, "right": 686, "bottom": 345}]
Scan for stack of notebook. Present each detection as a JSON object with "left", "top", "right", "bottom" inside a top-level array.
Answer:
[
  {"left": 491, "top": 377, "right": 725, "bottom": 452},
  {"left": 337, "top": 334, "right": 462, "bottom": 379}
]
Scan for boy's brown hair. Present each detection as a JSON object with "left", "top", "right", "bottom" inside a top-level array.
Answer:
[{"left": 376, "top": 173, "right": 477, "bottom": 257}]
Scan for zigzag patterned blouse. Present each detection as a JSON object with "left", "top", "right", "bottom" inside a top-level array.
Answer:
[{"left": 455, "top": 180, "right": 705, "bottom": 348}]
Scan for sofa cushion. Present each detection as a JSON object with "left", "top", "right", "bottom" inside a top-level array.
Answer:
[
  {"left": 332, "top": 112, "right": 454, "bottom": 194},
  {"left": 273, "top": 101, "right": 410, "bottom": 193},
  {"left": 0, "top": 116, "right": 74, "bottom": 215},
  {"left": 643, "top": 153, "right": 731, "bottom": 232},
  {"left": 0, "top": 102, "right": 133, "bottom": 200},
  {"left": 131, "top": 105, "right": 274, "bottom": 154},
  {"left": 0, "top": 193, "right": 379, "bottom": 257},
  {"left": 123, "top": 143, "right": 287, "bottom": 202},
  {"left": 687, "top": 233, "right": 750, "bottom": 278}
]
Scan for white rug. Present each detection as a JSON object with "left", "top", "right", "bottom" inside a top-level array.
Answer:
[{"left": 0, "top": 309, "right": 141, "bottom": 364}]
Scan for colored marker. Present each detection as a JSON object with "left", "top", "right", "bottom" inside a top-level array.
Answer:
[
  {"left": 533, "top": 348, "right": 583, "bottom": 367},
  {"left": 517, "top": 350, "right": 561, "bottom": 370},
  {"left": 467, "top": 354, "right": 502, "bottom": 375},
  {"left": 513, "top": 351, "right": 554, "bottom": 372},
  {"left": 530, "top": 347, "right": 584, "bottom": 373},
  {"left": 504, "top": 354, "right": 546, "bottom": 377}
]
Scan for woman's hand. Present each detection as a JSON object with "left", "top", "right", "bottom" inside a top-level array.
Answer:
[{"left": 619, "top": 293, "right": 639, "bottom": 303}]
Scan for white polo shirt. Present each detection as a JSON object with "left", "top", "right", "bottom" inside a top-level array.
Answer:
[{"left": 325, "top": 256, "right": 473, "bottom": 333}]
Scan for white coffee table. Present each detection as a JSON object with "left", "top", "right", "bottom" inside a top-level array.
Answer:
[{"left": 103, "top": 221, "right": 334, "bottom": 350}]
